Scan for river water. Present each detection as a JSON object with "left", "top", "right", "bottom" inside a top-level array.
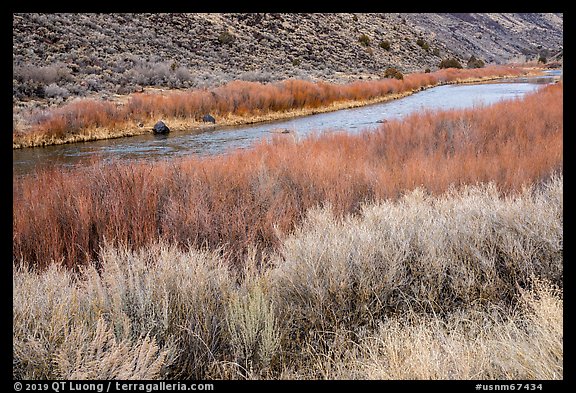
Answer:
[{"left": 13, "top": 70, "right": 561, "bottom": 177}]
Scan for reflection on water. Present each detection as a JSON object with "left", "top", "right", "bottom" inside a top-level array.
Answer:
[{"left": 13, "top": 70, "right": 561, "bottom": 177}]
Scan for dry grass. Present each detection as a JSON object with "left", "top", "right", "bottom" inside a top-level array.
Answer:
[
  {"left": 226, "top": 284, "right": 280, "bottom": 377},
  {"left": 52, "top": 319, "right": 167, "bottom": 380},
  {"left": 271, "top": 174, "right": 562, "bottom": 366},
  {"left": 14, "top": 243, "right": 235, "bottom": 379},
  {"left": 292, "top": 278, "right": 562, "bottom": 380},
  {"left": 13, "top": 82, "right": 562, "bottom": 270},
  {"left": 13, "top": 175, "right": 563, "bottom": 380},
  {"left": 13, "top": 66, "right": 527, "bottom": 148}
]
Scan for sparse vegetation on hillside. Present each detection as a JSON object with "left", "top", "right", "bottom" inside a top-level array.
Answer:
[
  {"left": 416, "top": 37, "right": 430, "bottom": 50},
  {"left": 467, "top": 55, "right": 485, "bottom": 68},
  {"left": 12, "top": 13, "right": 562, "bottom": 105},
  {"left": 383, "top": 67, "right": 404, "bottom": 80},
  {"left": 11, "top": 13, "right": 445, "bottom": 104},
  {"left": 218, "top": 30, "right": 235, "bottom": 45},
  {"left": 379, "top": 40, "right": 391, "bottom": 50},
  {"left": 358, "top": 34, "right": 371, "bottom": 47},
  {"left": 539, "top": 55, "right": 548, "bottom": 64}
]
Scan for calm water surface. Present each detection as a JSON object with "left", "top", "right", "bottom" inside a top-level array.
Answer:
[{"left": 13, "top": 70, "right": 561, "bottom": 177}]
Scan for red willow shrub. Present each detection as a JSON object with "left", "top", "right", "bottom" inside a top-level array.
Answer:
[
  {"left": 13, "top": 82, "right": 562, "bottom": 270},
  {"left": 21, "top": 66, "right": 525, "bottom": 143}
]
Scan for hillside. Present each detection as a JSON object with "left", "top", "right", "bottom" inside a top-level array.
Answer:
[{"left": 13, "top": 13, "right": 563, "bottom": 106}]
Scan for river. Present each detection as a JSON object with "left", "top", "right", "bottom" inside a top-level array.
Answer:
[{"left": 12, "top": 70, "right": 561, "bottom": 177}]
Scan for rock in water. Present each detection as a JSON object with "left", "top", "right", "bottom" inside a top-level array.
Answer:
[
  {"left": 202, "top": 114, "right": 216, "bottom": 124},
  {"left": 152, "top": 120, "right": 170, "bottom": 134}
]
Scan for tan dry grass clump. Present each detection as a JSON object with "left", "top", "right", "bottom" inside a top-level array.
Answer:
[
  {"left": 226, "top": 284, "right": 280, "bottom": 378},
  {"left": 13, "top": 243, "right": 284, "bottom": 380},
  {"left": 14, "top": 243, "right": 234, "bottom": 379},
  {"left": 52, "top": 319, "right": 166, "bottom": 380},
  {"left": 271, "top": 174, "right": 562, "bottom": 361},
  {"left": 289, "top": 277, "right": 562, "bottom": 380}
]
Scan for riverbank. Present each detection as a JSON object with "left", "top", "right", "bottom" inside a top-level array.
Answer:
[
  {"left": 13, "top": 66, "right": 541, "bottom": 149},
  {"left": 14, "top": 81, "right": 562, "bottom": 269}
]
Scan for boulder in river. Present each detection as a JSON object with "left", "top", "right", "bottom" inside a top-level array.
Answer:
[
  {"left": 202, "top": 114, "right": 216, "bottom": 124},
  {"left": 152, "top": 120, "right": 170, "bottom": 134},
  {"left": 271, "top": 128, "right": 292, "bottom": 134}
]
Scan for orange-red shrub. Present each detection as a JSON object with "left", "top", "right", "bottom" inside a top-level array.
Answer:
[{"left": 13, "top": 82, "right": 562, "bottom": 270}]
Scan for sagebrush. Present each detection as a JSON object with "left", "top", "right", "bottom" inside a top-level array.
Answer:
[{"left": 13, "top": 175, "right": 563, "bottom": 379}]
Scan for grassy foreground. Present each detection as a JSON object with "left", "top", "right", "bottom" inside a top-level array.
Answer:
[
  {"left": 13, "top": 66, "right": 528, "bottom": 148},
  {"left": 13, "top": 174, "right": 563, "bottom": 379}
]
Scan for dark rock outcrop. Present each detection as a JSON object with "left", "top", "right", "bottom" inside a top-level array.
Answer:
[
  {"left": 202, "top": 114, "right": 216, "bottom": 124},
  {"left": 152, "top": 120, "right": 170, "bottom": 134}
]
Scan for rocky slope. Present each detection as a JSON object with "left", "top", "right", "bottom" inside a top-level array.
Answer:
[
  {"left": 13, "top": 13, "right": 563, "bottom": 105},
  {"left": 406, "top": 13, "right": 563, "bottom": 65}
]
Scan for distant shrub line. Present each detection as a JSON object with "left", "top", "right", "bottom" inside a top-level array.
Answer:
[{"left": 14, "top": 66, "right": 525, "bottom": 148}]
